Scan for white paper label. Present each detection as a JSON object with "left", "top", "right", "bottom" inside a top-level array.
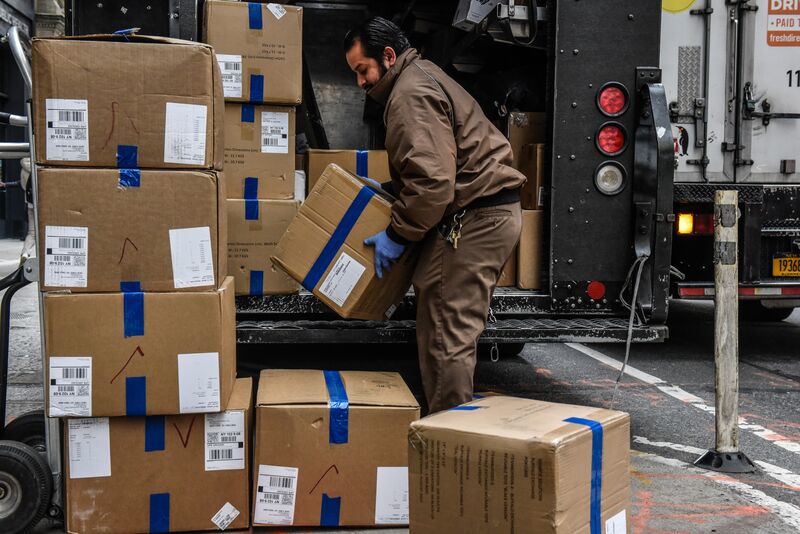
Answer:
[
  {"left": 267, "top": 3, "right": 286, "bottom": 19},
  {"left": 211, "top": 502, "right": 240, "bottom": 531},
  {"left": 67, "top": 418, "right": 111, "bottom": 479},
  {"left": 164, "top": 102, "right": 208, "bottom": 165},
  {"left": 177, "top": 352, "right": 220, "bottom": 413},
  {"left": 205, "top": 411, "right": 245, "bottom": 471},
  {"left": 254, "top": 465, "right": 298, "bottom": 525},
  {"left": 319, "top": 252, "right": 366, "bottom": 307},
  {"left": 45, "top": 99, "right": 89, "bottom": 161},
  {"left": 538, "top": 186, "right": 545, "bottom": 208},
  {"left": 261, "top": 111, "right": 289, "bottom": 154},
  {"left": 294, "top": 170, "right": 306, "bottom": 202},
  {"left": 375, "top": 467, "right": 409, "bottom": 524},
  {"left": 49, "top": 356, "right": 92, "bottom": 417},
  {"left": 169, "top": 226, "right": 215, "bottom": 288},
  {"left": 605, "top": 510, "right": 627, "bottom": 534},
  {"left": 216, "top": 54, "right": 242, "bottom": 99},
  {"left": 44, "top": 226, "right": 88, "bottom": 288}
]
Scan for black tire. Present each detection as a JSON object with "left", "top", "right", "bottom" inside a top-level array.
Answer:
[
  {"left": 0, "top": 440, "right": 52, "bottom": 534},
  {"left": 4, "top": 411, "right": 45, "bottom": 453},
  {"left": 740, "top": 302, "right": 795, "bottom": 322}
]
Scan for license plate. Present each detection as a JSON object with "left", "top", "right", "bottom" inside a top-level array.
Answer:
[{"left": 772, "top": 255, "right": 800, "bottom": 277}]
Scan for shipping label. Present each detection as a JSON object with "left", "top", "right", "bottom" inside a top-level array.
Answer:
[
  {"left": 216, "top": 54, "right": 243, "bottom": 98},
  {"left": 164, "top": 102, "right": 208, "bottom": 165},
  {"left": 44, "top": 225, "right": 88, "bottom": 288},
  {"left": 254, "top": 465, "right": 299, "bottom": 525},
  {"left": 375, "top": 467, "right": 409, "bottom": 524},
  {"left": 319, "top": 252, "right": 366, "bottom": 307},
  {"left": 169, "top": 226, "right": 215, "bottom": 288},
  {"left": 177, "top": 352, "right": 221, "bottom": 413},
  {"left": 606, "top": 510, "right": 627, "bottom": 534},
  {"left": 211, "top": 502, "right": 240, "bottom": 531},
  {"left": 67, "top": 417, "right": 111, "bottom": 479},
  {"left": 49, "top": 356, "right": 92, "bottom": 417},
  {"left": 205, "top": 410, "right": 246, "bottom": 471},
  {"left": 261, "top": 111, "right": 290, "bottom": 154},
  {"left": 267, "top": 3, "right": 287, "bottom": 19},
  {"left": 45, "top": 99, "right": 89, "bottom": 161}
]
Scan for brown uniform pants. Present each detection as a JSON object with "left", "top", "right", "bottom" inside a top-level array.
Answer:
[{"left": 413, "top": 202, "right": 522, "bottom": 413}]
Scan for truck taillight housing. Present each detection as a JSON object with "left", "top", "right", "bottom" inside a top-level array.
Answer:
[
  {"left": 676, "top": 213, "right": 714, "bottom": 235},
  {"left": 597, "top": 82, "right": 628, "bottom": 117},
  {"left": 595, "top": 161, "right": 626, "bottom": 195},
  {"left": 596, "top": 122, "right": 627, "bottom": 156}
]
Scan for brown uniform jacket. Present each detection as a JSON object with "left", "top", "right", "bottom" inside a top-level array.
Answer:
[{"left": 368, "top": 48, "right": 525, "bottom": 244}]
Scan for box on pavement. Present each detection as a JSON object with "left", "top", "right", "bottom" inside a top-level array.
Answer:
[
  {"left": 224, "top": 103, "right": 295, "bottom": 200},
  {"left": 409, "top": 396, "right": 630, "bottom": 534},
  {"left": 32, "top": 35, "right": 224, "bottom": 169},
  {"left": 227, "top": 198, "right": 300, "bottom": 295},
  {"left": 44, "top": 277, "right": 236, "bottom": 418},
  {"left": 306, "top": 149, "right": 391, "bottom": 192},
  {"left": 517, "top": 210, "right": 543, "bottom": 290},
  {"left": 497, "top": 247, "right": 517, "bottom": 287},
  {"left": 37, "top": 167, "right": 227, "bottom": 293},
  {"left": 64, "top": 377, "right": 253, "bottom": 534},
  {"left": 253, "top": 369, "right": 420, "bottom": 527},
  {"left": 506, "top": 112, "right": 546, "bottom": 210},
  {"left": 272, "top": 164, "right": 417, "bottom": 320},
  {"left": 203, "top": 1, "right": 302, "bottom": 104}
]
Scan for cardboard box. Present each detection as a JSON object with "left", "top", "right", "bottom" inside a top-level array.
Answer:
[
  {"left": 409, "top": 396, "right": 630, "bottom": 534},
  {"left": 307, "top": 149, "right": 391, "bottom": 192},
  {"left": 253, "top": 369, "right": 420, "bottom": 527},
  {"left": 227, "top": 199, "right": 300, "bottom": 296},
  {"left": 64, "top": 377, "right": 253, "bottom": 534},
  {"left": 37, "top": 167, "right": 227, "bottom": 293},
  {"left": 44, "top": 277, "right": 236, "bottom": 418},
  {"left": 32, "top": 35, "right": 224, "bottom": 169},
  {"left": 272, "top": 164, "right": 417, "bottom": 320},
  {"left": 507, "top": 112, "right": 546, "bottom": 162},
  {"left": 519, "top": 143, "right": 545, "bottom": 210},
  {"left": 518, "top": 210, "right": 543, "bottom": 290},
  {"left": 497, "top": 247, "right": 517, "bottom": 287},
  {"left": 224, "top": 103, "right": 295, "bottom": 200},
  {"left": 203, "top": 1, "right": 302, "bottom": 104}
]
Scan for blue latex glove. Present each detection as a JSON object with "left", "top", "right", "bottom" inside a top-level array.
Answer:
[{"left": 364, "top": 230, "right": 405, "bottom": 279}]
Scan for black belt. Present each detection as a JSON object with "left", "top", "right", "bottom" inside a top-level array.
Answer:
[{"left": 437, "top": 187, "right": 521, "bottom": 239}]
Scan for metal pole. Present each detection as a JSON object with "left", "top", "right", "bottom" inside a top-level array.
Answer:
[{"left": 694, "top": 190, "right": 755, "bottom": 473}]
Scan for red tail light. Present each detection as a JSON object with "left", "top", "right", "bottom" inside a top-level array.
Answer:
[
  {"left": 597, "top": 83, "right": 628, "bottom": 116},
  {"left": 596, "top": 123, "right": 627, "bottom": 156}
]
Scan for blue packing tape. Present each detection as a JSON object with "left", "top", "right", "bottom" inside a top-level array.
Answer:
[
  {"left": 564, "top": 417, "right": 603, "bottom": 534},
  {"left": 450, "top": 405, "right": 482, "bottom": 411},
  {"left": 250, "top": 74, "right": 265, "bottom": 103},
  {"left": 149, "top": 493, "right": 170, "bottom": 533},
  {"left": 302, "top": 187, "right": 375, "bottom": 291},
  {"left": 356, "top": 150, "right": 368, "bottom": 177},
  {"left": 249, "top": 271, "right": 264, "bottom": 296},
  {"left": 248, "top": 2, "right": 263, "bottom": 29},
  {"left": 323, "top": 370, "right": 349, "bottom": 444},
  {"left": 121, "top": 281, "right": 144, "bottom": 337},
  {"left": 144, "top": 416, "right": 165, "bottom": 451},
  {"left": 117, "top": 145, "right": 140, "bottom": 187},
  {"left": 119, "top": 168, "right": 141, "bottom": 188},
  {"left": 244, "top": 177, "right": 259, "bottom": 220},
  {"left": 320, "top": 494, "right": 341, "bottom": 527},
  {"left": 241, "top": 104, "right": 255, "bottom": 123},
  {"left": 126, "top": 376, "right": 146, "bottom": 417}
]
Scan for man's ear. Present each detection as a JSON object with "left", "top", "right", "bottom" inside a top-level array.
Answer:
[{"left": 383, "top": 46, "right": 397, "bottom": 68}]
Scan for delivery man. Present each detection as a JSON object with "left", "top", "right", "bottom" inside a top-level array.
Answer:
[{"left": 345, "top": 17, "right": 525, "bottom": 412}]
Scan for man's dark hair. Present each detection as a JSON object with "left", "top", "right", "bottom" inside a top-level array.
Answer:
[{"left": 343, "top": 16, "right": 411, "bottom": 62}]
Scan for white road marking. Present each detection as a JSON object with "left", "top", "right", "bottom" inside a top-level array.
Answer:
[
  {"left": 642, "top": 453, "right": 800, "bottom": 530},
  {"left": 566, "top": 342, "right": 800, "bottom": 456},
  {"left": 633, "top": 436, "right": 800, "bottom": 491}
]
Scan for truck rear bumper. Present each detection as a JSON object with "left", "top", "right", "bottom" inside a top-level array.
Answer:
[{"left": 675, "top": 282, "right": 800, "bottom": 299}]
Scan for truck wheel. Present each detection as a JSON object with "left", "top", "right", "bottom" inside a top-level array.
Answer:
[
  {"left": 0, "top": 440, "right": 52, "bottom": 534},
  {"left": 740, "top": 302, "right": 795, "bottom": 322},
  {"left": 4, "top": 411, "right": 45, "bottom": 453}
]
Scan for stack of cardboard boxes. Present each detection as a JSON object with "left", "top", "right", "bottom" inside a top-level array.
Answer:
[
  {"left": 203, "top": 0, "right": 304, "bottom": 297},
  {"left": 32, "top": 35, "right": 249, "bottom": 532}
]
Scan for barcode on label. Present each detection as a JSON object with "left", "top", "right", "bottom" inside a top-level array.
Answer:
[
  {"left": 53, "top": 128, "right": 73, "bottom": 135},
  {"left": 220, "top": 436, "right": 238, "bottom": 442},
  {"left": 52, "top": 255, "right": 72, "bottom": 262},
  {"left": 263, "top": 492, "right": 282, "bottom": 501},
  {"left": 56, "top": 386, "right": 75, "bottom": 392},
  {"left": 58, "top": 237, "right": 84, "bottom": 249},
  {"left": 223, "top": 62, "right": 241, "bottom": 71},
  {"left": 269, "top": 476, "right": 294, "bottom": 489},
  {"left": 262, "top": 138, "right": 279, "bottom": 147},
  {"left": 209, "top": 449, "right": 234, "bottom": 460},
  {"left": 58, "top": 110, "right": 85, "bottom": 122},
  {"left": 268, "top": 127, "right": 283, "bottom": 134},
  {"left": 62, "top": 367, "right": 87, "bottom": 379}
]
